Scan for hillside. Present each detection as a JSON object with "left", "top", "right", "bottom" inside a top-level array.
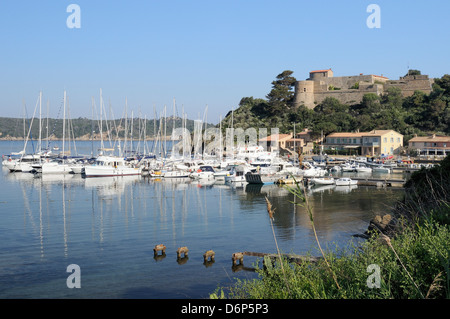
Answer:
[{"left": 219, "top": 71, "right": 450, "bottom": 143}]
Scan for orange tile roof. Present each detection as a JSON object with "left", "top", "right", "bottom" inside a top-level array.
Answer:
[
  {"left": 327, "top": 132, "right": 364, "bottom": 138},
  {"left": 310, "top": 69, "right": 332, "bottom": 73},
  {"left": 372, "top": 74, "right": 389, "bottom": 79},
  {"left": 409, "top": 135, "right": 450, "bottom": 143}
]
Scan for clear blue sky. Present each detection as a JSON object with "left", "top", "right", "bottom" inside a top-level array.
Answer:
[{"left": 0, "top": 0, "right": 449, "bottom": 124}]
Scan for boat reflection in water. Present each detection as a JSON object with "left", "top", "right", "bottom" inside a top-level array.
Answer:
[
  {"left": 84, "top": 175, "right": 142, "bottom": 198},
  {"left": 0, "top": 158, "right": 404, "bottom": 299}
]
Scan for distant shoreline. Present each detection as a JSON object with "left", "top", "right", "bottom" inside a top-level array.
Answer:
[{"left": 0, "top": 136, "right": 173, "bottom": 141}]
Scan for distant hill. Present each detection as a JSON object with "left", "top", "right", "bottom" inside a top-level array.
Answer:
[{"left": 0, "top": 116, "right": 215, "bottom": 140}]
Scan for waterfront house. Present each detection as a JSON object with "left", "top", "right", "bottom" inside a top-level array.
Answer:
[
  {"left": 259, "top": 133, "right": 292, "bottom": 153},
  {"left": 408, "top": 134, "right": 450, "bottom": 156},
  {"left": 325, "top": 129, "right": 403, "bottom": 156},
  {"left": 324, "top": 132, "right": 364, "bottom": 155},
  {"left": 361, "top": 130, "right": 403, "bottom": 156},
  {"left": 260, "top": 131, "right": 317, "bottom": 155}
]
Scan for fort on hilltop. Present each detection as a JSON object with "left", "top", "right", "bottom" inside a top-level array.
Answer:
[{"left": 293, "top": 68, "right": 434, "bottom": 109}]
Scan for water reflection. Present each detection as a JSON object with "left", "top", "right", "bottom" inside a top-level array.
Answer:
[
  {"left": 1, "top": 166, "right": 404, "bottom": 298},
  {"left": 3, "top": 168, "right": 405, "bottom": 249}
]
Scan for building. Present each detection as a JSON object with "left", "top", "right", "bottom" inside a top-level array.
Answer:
[
  {"left": 293, "top": 69, "right": 433, "bottom": 109},
  {"left": 259, "top": 133, "right": 292, "bottom": 152},
  {"left": 259, "top": 131, "right": 318, "bottom": 155},
  {"left": 361, "top": 130, "right": 404, "bottom": 156},
  {"left": 324, "top": 132, "right": 365, "bottom": 155},
  {"left": 324, "top": 130, "right": 403, "bottom": 156},
  {"left": 408, "top": 134, "right": 450, "bottom": 156}
]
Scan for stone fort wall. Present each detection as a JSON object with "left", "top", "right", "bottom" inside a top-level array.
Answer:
[{"left": 293, "top": 70, "right": 433, "bottom": 109}]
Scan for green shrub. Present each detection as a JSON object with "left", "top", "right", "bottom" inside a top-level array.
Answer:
[{"left": 220, "top": 220, "right": 449, "bottom": 299}]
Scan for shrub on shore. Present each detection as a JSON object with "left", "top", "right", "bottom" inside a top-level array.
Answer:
[{"left": 211, "top": 155, "right": 450, "bottom": 299}]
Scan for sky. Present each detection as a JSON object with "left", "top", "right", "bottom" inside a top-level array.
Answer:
[{"left": 0, "top": 0, "right": 449, "bottom": 124}]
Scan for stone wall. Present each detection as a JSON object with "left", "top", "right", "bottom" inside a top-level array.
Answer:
[
  {"left": 311, "top": 84, "right": 382, "bottom": 107},
  {"left": 294, "top": 81, "right": 384, "bottom": 109},
  {"left": 384, "top": 75, "right": 433, "bottom": 97},
  {"left": 293, "top": 71, "right": 432, "bottom": 109}
]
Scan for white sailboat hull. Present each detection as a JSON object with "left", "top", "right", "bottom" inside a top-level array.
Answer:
[
  {"left": 41, "top": 162, "right": 73, "bottom": 174},
  {"left": 311, "top": 177, "right": 335, "bottom": 185},
  {"left": 84, "top": 165, "right": 142, "bottom": 177},
  {"left": 162, "top": 170, "right": 189, "bottom": 178},
  {"left": 335, "top": 178, "right": 358, "bottom": 186}
]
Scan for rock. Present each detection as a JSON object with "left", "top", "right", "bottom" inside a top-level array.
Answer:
[{"left": 366, "top": 214, "right": 397, "bottom": 237}]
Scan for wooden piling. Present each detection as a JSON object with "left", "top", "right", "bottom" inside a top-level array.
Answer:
[
  {"left": 232, "top": 252, "right": 244, "bottom": 266},
  {"left": 176, "top": 246, "right": 189, "bottom": 258},
  {"left": 203, "top": 250, "right": 215, "bottom": 262},
  {"left": 153, "top": 244, "right": 166, "bottom": 256}
]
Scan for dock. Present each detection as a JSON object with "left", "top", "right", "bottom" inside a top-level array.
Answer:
[{"left": 351, "top": 177, "right": 405, "bottom": 187}]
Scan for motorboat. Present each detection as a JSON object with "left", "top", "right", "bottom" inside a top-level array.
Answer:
[
  {"left": 189, "top": 165, "right": 215, "bottom": 179},
  {"left": 84, "top": 156, "right": 142, "bottom": 177},
  {"left": 355, "top": 165, "right": 372, "bottom": 173},
  {"left": 335, "top": 177, "right": 358, "bottom": 186},
  {"left": 341, "top": 163, "right": 356, "bottom": 172},
  {"left": 225, "top": 165, "right": 253, "bottom": 183},
  {"left": 213, "top": 165, "right": 234, "bottom": 181},
  {"left": 311, "top": 176, "right": 335, "bottom": 185},
  {"left": 301, "top": 162, "right": 327, "bottom": 177},
  {"left": 330, "top": 165, "right": 342, "bottom": 173}
]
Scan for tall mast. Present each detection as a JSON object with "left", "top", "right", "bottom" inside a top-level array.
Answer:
[
  {"left": 46, "top": 99, "right": 49, "bottom": 151},
  {"left": 203, "top": 105, "right": 208, "bottom": 159},
  {"left": 124, "top": 98, "right": 128, "bottom": 157},
  {"left": 219, "top": 115, "right": 222, "bottom": 161},
  {"left": 39, "top": 91, "right": 42, "bottom": 155},
  {"left": 164, "top": 105, "right": 167, "bottom": 158},
  {"left": 62, "top": 90, "right": 66, "bottom": 163},
  {"left": 130, "top": 109, "right": 134, "bottom": 155},
  {"left": 173, "top": 98, "right": 176, "bottom": 159},
  {"left": 100, "top": 88, "right": 104, "bottom": 153},
  {"left": 91, "top": 96, "right": 95, "bottom": 157}
]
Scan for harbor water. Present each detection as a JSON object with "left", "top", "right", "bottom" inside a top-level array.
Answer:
[{"left": 0, "top": 141, "right": 406, "bottom": 298}]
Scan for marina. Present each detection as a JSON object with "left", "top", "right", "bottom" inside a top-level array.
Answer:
[{"left": 0, "top": 140, "right": 408, "bottom": 298}]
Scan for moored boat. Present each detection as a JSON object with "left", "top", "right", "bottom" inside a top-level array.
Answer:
[
  {"left": 84, "top": 156, "right": 142, "bottom": 177},
  {"left": 335, "top": 177, "right": 358, "bottom": 186},
  {"left": 244, "top": 172, "right": 278, "bottom": 184},
  {"left": 311, "top": 177, "right": 335, "bottom": 185}
]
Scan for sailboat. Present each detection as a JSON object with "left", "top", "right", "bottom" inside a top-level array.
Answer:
[
  {"left": 7, "top": 92, "right": 44, "bottom": 173},
  {"left": 41, "top": 90, "right": 73, "bottom": 174},
  {"left": 84, "top": 92, "right": 142, "bottom": 177}
]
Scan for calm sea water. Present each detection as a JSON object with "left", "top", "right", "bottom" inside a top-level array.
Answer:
[{"left": 0, "top": 141, "right": 405, "bottom": 299}]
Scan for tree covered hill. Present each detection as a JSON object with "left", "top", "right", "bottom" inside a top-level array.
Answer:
[
  {"left": 0, "top": 116, "right": 214, "bottom": 140},
  {"left": 220, "top": 71, "right": 450, "bottom": 143}
]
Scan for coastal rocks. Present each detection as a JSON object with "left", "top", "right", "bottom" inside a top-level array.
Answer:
[{"left": 354, "top": 213, "right": 399, "bottom": 239}]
